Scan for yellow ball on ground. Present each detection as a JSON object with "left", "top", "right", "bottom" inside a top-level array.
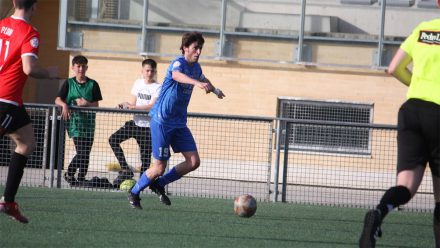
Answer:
[
  {"left": 119, "top": 179, "right": 136, "bottom": 191},
  {"left": 105, "top": 162, "right": 121, "bottom": 172}
]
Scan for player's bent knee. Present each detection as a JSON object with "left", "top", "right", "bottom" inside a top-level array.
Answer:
[
  {"left": 192, "top": 161, "right": 200, "bottom": 171},
  {"left": 16, "top": 142, "right": 36, "bottom": 156},
  {"left": 186, "top": 160, "right": 200, "bottom": 172},
  {"left": 108, "top": 135, "right": 119, "bottom": 146},
  {"left": 28, "top": 141, "right": 36, "bottom": 152}
]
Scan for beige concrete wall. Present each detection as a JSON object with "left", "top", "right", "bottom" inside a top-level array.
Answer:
[
  {"left": 74, "top": 53, "right": 406, "bottom": 125},
  {"left": 28, "top": 1, "right": 407, "bottom": 126},
  {"left": 69, "top": 28, "right": 407, "bottom": 125},
  {"left": 24, "top": 1, "right": 409, "bottom": 174}
]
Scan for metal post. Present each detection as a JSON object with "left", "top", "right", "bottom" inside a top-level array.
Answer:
[
  {"left": 281, "top": 122, "right": 290, "bottom": 202},
  {"left": 57, "top": 0, "right": 68, "bottom": 48},
  {"left": 56, "top": 115, "right": 65, "bottom": 188},
  {"left": 295, "top": 0, "right": 306, "bottom": 63},
  {"left": 377, "top": 0, "right": 386, "bottom": 67},
  {"left": 49, "top": 107, "right": 58, "bottom": 188},
  {"left": 91, "top": 0, "right": 99, "bottom": 19},
  {"left": 272, "top": 120, "right": 282, "bottom": 202},
  {"left": 218, "top": 0, "right": 228, "bottom": 58},
  {"left": 266, "top": 122, "right": 274, "bottom": 202},
  {"left": 42, "top": 109, "right": 50, "bottom": 187},
  {"left": 140, "top": 0, "right": 149, "bottom": 53}
]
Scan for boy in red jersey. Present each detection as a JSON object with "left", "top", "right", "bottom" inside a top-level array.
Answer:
[{"left": 0, "top": 0, "right": 57, "bottom": 223}]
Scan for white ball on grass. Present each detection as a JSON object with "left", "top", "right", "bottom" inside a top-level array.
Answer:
[{"left": 234, "top": 194, "right": 257, "bottom": 218}]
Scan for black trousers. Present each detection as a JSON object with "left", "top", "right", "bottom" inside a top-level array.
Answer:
[
  {"left": 67, "top": 136, "right": 94, "bottom": 181},
  {"left": 109, "top": 120, "right": 152, "bottom": 173}
]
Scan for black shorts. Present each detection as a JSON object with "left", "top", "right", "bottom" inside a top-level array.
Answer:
[
  {"left": 0, "top": 102, "right": 31, "bottom": 138},
  {"left": 397, "top": 99, "right": 440, "bottom": 176}
]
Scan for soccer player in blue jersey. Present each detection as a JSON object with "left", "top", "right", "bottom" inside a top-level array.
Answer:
[{"left": 128, "top": 31, "right": 225, "bottom": 208}]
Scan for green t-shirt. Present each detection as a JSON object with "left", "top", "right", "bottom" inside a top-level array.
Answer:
[
  {"left": 401, "top": 18, "right": 440, "bottom": 105},
  {"left": 63, "top": 78, "right": 101, "bottom": 138}
]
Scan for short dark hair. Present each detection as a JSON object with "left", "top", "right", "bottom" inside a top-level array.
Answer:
[
  {"left": 142, "top": 58, "right": 157, "bottom": 69},
  {"left": 14, "top": 0, "right": 37, "bottom": 10},
  {"left": 179, "top": 32, "right": 205, "bottom": 54},
  {"left": 72, "top": 55, "right": 88, "bottom": 66}
]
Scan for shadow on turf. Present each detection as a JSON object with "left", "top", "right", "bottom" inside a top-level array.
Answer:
[{"left": 20, "top": 223, "right": 417, "bottom": 248}]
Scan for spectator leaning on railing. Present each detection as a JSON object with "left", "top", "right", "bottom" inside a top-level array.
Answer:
[{"left": 55, "top": 55, "right": 103, "bottom": 187}]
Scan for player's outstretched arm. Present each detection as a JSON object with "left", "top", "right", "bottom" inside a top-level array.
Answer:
[
  {"left": 203, "top": 77, "right": 225, "bottom": 99},
  {"left": 22, "top": 56, "right": 58, "bottom": 80},
  {"left": 172, "top": 71, "right": 225, "bottom": 99},
  {"left": 172, "top": 70, "right": 214, "bottom": 93},
  {"left": 211, "top": 88, "right": 225, "bottom": 99},
  {"left": 387, "top": 48, "right": 412, "bottom": 86},
  {"left": 172, "top": 70, "right": 202, "bottom": 86}
]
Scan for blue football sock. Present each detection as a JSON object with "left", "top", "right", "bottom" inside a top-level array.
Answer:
[
  {"left": 157, "top": 167, "right": 182, "bottom": 187},
  {"left": 130, "top": 173, "right": 151, "bottom": 195}
]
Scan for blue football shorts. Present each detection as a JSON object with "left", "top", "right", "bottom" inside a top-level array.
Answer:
[{"left": 150, "top": 119, "right": 197, "bottom": 161}]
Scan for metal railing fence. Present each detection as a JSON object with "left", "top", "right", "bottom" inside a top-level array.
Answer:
[
  {"left": 280, "top": 121, "right": 433, "bottom": 211},
  {"left": 0, "top": 104, "right": 434, "bottom": 212}
]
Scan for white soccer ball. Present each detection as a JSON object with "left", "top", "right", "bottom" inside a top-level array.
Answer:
[{"left": 234, "top": 194, "right": 257, "bottom": 218}]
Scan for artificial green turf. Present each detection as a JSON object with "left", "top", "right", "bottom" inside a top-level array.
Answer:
[{"left": 0, "top": 187, "right": 434, "bottom": 247}]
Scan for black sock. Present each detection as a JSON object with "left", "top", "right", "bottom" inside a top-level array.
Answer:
[
  {"left": 434, "top": 202, "right": 440, "bottom": 223},
  {"left": 435, "top": 203, "right": 440, "bottom": 248},
  {"left": 3, "top": 152, "right": 28, "bottom": 202},
  {"left": 376, "top": 185, "right": 411, "bottom": 220}
]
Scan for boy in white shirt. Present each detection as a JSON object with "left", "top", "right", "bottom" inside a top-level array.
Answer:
[{"left": 109, "top": 59, "right": 161, "bottom": 186}]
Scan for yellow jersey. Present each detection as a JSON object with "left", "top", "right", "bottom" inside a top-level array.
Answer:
[{"left": 401, "top": 18, "right": 440, "bottom": 105}]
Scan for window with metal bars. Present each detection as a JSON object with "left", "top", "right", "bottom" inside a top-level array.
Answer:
[
  {"left": 71, "top": 0, "right": 90, "bottom": 21},
  {"left": 277, "top": 97, "right": 373, "bottom": 155},
  {"left": 99, "top": 0, "right": 119, "bottom": 19},
  {"left": 69, "top": 0, "right": 127, "bottom": 21}
]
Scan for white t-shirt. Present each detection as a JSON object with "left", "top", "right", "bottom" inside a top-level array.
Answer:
[{"left": 130, "top": 79, "right": 161, "bottom": 127}]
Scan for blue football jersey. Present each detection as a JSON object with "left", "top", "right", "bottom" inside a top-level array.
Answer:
[{"left": 150, "top": 56, "right": 205, "bottom": 127}]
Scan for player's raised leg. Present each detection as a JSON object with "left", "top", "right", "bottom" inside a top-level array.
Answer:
[
  {"left": 127, "top": 160, "right": 167, "bottom": 209},
  {"left": 359, "top": 167, "right": 421, "bottom": 247},
  {"left": 147, "top": 160, "right": 172, "bottom": 206},
  {"left": 0, "top": 123, "right": 35, "bottom": 223},
  {"left": 150, "top": 150, "right": 200, "bottom": 206}
]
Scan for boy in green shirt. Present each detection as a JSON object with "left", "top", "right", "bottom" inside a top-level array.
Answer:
[{"left": 55, "top": 55, "right": 103, "bottom": 186}]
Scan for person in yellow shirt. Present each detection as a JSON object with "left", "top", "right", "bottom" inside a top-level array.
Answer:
[{"left": 359, "top": 1, "right": 440, "bottom": 247}]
